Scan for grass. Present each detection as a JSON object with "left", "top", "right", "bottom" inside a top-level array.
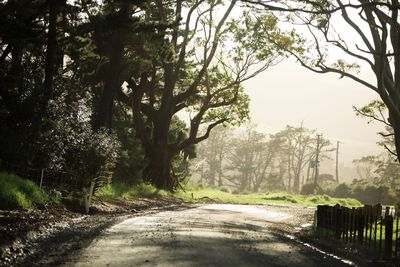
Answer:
[
  {"left": 98, "top": 182, "right": 170, "bottom": 199},
  {"left": 174, "top": 186, "right": 362, "bottom": 207},
  {"left": 0, "top": 172, "right": 49, "bottom": 209},
  {"left": 97, "top": 182, "right": 361, "bottom": 207}
]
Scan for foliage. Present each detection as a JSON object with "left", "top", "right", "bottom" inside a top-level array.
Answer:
[
  {"left": 109, "top": 102, "right": 146, "bottom": 184},
  {"left": 333, "top": 183, "right": 351, "bottom": 198},
  {"left": 42, "top": 95, "right": 121, "bottom": 182},
  {"left": 300, "top": 183, "right": 316, "bottom": 195},
  {"left": 194, "top": 125, "right": 232, "bottom": 187},
  {"left": 0, "top": 172, "right": 48, "bottom": 209},
  {"left": 226, "top": 123, "right": 269, "bottom": 192},
  {"left": 324, "top": 182, "right": 399, "bottom": 205}
]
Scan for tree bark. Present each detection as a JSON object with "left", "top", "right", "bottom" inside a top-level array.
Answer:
[
  {"left": 145, "top": 110, "right": 176, "bottom": 190},
  {"left": 93, "top": 35, "right": 124, "bottom": 130},
  {"left": 145, "top": 145, "right": 174, "bottom": 190},
  {"left": 43, "top": 0, "right": 59, "bottom": 112}
]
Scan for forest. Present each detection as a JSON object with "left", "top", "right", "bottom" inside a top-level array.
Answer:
[{"left": 1, "top": 0, "right": 400, "bottom": 196}]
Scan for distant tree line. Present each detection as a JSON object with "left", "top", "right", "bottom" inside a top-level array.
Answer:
[{"left": 193, "top": 123, "right": 333, "bottom": 194}]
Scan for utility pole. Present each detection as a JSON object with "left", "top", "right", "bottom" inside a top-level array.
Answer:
[
  {"left": 335, "top": 141, "right": 340, "bottom": 184},
  {"left": 314, "top": 134, "right": 322, "bottom": 194}
]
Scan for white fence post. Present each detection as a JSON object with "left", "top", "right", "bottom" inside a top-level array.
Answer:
[
  {"left": 83, "top": 187, "right": 89, "bottom": 214},
  {"left": 39, "top": 169, "right": 44, "bottom": 188},
  {"left": 83, "top": 180, "right": 96, "bottom": 214}
]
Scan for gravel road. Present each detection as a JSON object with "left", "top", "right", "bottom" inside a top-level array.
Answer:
[{"left": 65, "top": 204, "right": 355, "bottom": 267}]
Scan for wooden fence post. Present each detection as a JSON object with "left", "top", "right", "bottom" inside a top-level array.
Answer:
[
  {"left": 385, "top": 212, "right": 393, "bottom": 259},
  {"left": 335, "top": 205, "right": 342, "bottom": 239},
  {"left": 357, "top": 208, "right": 364, "bottom": 244}
]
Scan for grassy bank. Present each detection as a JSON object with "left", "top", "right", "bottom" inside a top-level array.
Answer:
[
  {"left": 98, "top": 182, "right": 170, "bottom": 199},
  {"left": 98, "top": 183, "right": 361, "bottom": 207},
  {"left": 175, "top": 187, "right": 362, "bottom": 207},
  {"left": 0, "top": 172, "right": 49, "bottom": 209},
  {"left": 0, "top": 173, "right": 360, "bottom": 210}
]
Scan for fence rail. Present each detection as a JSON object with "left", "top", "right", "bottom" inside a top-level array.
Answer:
[{"left": 316, "top": 204, "right": 400, "bottom": 259}]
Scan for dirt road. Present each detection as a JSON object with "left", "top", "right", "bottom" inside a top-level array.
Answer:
[{"left": 66, "top": 204, "right": 355, "bottom": 267}]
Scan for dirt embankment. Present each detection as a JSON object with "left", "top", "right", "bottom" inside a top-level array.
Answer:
[{"left": 0, "top": 196, "right": 186, "bottom": 267}]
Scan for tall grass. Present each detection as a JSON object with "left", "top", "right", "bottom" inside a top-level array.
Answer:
[{"left": 0, "top": 172, "right": 48, "bottom": 209}]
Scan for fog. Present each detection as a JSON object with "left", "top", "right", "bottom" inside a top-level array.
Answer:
[{"left": 242, "top": 59, "right": 384, "bottom": 182}]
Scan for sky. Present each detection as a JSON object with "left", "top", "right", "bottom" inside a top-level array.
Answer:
[{"left": 242, "top": 58, "right": 384, "bottom": 170}]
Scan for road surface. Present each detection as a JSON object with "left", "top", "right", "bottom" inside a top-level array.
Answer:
[{"left": 67, "top": 204, "right": 355, "bottom": 267}]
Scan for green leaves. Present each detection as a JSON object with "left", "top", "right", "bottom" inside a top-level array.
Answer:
[{"left": 332, "top": 59, "right": 360, "bottom": 74}]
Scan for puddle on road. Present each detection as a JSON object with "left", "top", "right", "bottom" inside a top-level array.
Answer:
[
  {"left": 201, "top": 204, "right": 293, "bottom": 221},
  {"left": 285, "top": 234, "right": 357, "bottom": 266}
]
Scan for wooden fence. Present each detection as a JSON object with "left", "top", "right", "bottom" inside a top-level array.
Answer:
[{"left": 316, "top": 204, "right": 400, "bottom": 259}]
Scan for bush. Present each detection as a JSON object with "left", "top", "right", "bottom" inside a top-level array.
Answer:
[
  {"left": 300, "top": 183, "right": 315, "bottom": 195},
  {"left": 328, "top": 182, "right": 399, "bottom": 205},
  {"left": 334, "top": 183, "right": 351, "bottom": 198},
  {"left": 0, "top": 172, "right": 48, "bottom": 209}
]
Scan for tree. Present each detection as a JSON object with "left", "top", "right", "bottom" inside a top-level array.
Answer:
[
  {"left": 227, "top": 124, "right": 267, "bottom": 191},
  {"left": 0, "top": 0, "right": 122, "bottom": 180},
  {"left": 275, "top": 125, "right": 310, "bottom": 193},
  {"left": 354, "top": 100, "right": 400, "bottom": 188},
  {"left": 113, "top": 2, "right": 289, "bottom": 190},
  {"left": 354, "top": 100, "right": 397, "bottom": 158},
  {"left": 196, "top": 125, "right": 232, "bottom": 187},
  {"left": 250, "top": 0, "right": 400, "bottom": 162}
]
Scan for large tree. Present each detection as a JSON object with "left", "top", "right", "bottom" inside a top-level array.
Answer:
[{"left": 113, "top": 1, "right": 288, "bottom": 190}]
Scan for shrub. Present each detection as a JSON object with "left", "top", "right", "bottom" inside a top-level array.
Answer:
[
  {"left": 0, "top": 172, "right": 48, "bottom": 209},
  {"left": 300, "top": 183, "right": 315, "bottom": 195},
  {"left": 334, "top": 183, "right": 351, "bottom": 198}
]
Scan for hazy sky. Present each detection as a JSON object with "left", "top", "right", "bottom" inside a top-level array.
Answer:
[{"left": 243, "top": 59, "right": 384, "bottom": 167}]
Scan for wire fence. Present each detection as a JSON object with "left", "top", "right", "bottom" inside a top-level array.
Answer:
[{"left": 0, "top": 160, "right": 111, "bottom": 191}]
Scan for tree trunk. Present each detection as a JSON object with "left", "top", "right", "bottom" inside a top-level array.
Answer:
[
  {"left": 145, "top": 146, "right": 174, "bottom": 190},
  {"left": 293, "top": 172, "right": 300, "bottom": 194},
  {"left": 144, "top": 111, "right": 176, "bottom": 190},
  {"left": 43, "top": 0, "right": 59, "bottom": 112},
  {"left": 94, "top": 36, "right": 124, "bottom": 130},
  {"left": 392, "top": 116, "right": 400, "bottom": 163},
  {"left": 306, "top": 159, "right": 311, "bottom": 182},
  {"left": 287, "top": 154, "right": 291, "bottom": 192},
  {"left": 216, "top": 152, "right": 223, "bottom": 187}
]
